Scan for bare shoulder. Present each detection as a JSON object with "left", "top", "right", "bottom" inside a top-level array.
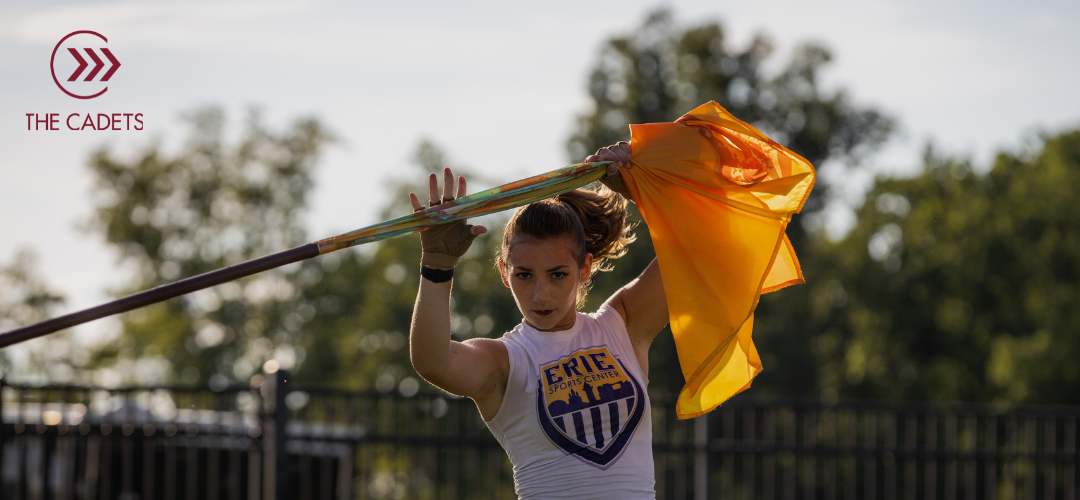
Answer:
[
  {"left": 462, "top": 337, "right": 508, "bottom": 356},
  {"left": 459, "top": 337, "right": 510, "bottom": 417},
  {"left": 460, "top": 337, "right": 509, "bottom": 375}
]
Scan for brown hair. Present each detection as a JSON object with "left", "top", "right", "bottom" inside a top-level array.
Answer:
[{"left": 496, "top": 185, "right": 636, "bottom": 309}]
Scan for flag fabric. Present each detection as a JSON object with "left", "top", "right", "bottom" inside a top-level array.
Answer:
[{"left": 620, "top": 101, "right": 816, "bottom": 419}]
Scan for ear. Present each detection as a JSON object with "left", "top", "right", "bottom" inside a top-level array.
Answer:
[
  {"left": 497, "top": 261, "right": 510, "bottom": 288},
  {"left": 580, "top": 253, "right": 593, "bottom": 283}
]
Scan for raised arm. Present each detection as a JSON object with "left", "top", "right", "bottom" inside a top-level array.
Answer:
[
  {"left": 608, "top": 259, "right": 668, "bottom": 347},
  {"left": 408, "top": 169, "right": 508, "bottom": 421},
  {"left": 586, "top": 144, "right": 670, "bottom": 374}
]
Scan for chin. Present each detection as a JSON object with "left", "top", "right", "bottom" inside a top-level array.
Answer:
[{"left": 529, "top": 309, "right": 572, "bottom": 331}]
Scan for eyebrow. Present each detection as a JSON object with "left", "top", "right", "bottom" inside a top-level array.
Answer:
[{"left": 515, "top": 265, "right": 570, "bottom": 273}]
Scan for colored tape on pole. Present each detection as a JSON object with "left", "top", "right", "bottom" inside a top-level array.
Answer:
[{"left": 315, "top": 162, "right": 610, "bottom": 252}]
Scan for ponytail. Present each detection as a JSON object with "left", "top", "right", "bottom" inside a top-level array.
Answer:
[{"left": 497, "top": 185, "right": 636, "bottom": 308}]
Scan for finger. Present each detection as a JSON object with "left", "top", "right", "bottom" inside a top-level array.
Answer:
[
  {"left": 410, "top": 192, "right": 424, "bottom": 211},
  {"left": 585, "top": 155, "right": 603, "bottom": 163},
  {"left": 469, "top": 224, "right": 488, "bottom": 236},
  {"left": 456, "top": 175, "right": 467, "bottom": 199},
  {"left": 442, "top": 168, "right": 454, "bottom": 202},
  {"left": 427, "top": 173, "right": 440, "bottom": 205},
  {"left": 611, "top": 146, "right": 631, "bottom": 168},
  {"left": 606, "top": 163, "right": 619, "bottom": 176},
  {"left": 598, "top": 149, "right": 619, "bottom": 163}
]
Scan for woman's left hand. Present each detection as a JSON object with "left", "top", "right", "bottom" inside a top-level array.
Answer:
[{"left": 585, "top": 141, "right": 632, "bottom": 200}]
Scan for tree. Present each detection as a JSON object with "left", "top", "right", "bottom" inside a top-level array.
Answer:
[
  {"left": 0, "top": 249, "right": 71, "bottom": 383},
  {"left": 804, "top": 130, "right": 1080, "bottom": 404},
  {"left": 567, "top": 9, "right": 892, "bottom": 217},
  {"left": 86, "top": 107, "right": 333, "bottom": 386},
  {"left": 569, "top": 9, "right": 894, "bottom": 397},
  {"left": 287, "top": 140, "right": 522, "bottom": 391},
  {"left": 85, "top": 114, "right": 522, "bottom": 393}
]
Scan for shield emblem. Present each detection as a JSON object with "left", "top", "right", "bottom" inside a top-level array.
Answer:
[{"left": 536, "top": 346, "right": 645, "bottom": 468}]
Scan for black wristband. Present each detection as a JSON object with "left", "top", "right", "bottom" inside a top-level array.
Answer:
[{"left": 420, "top": 265, "right": 454, "bottom": 283}]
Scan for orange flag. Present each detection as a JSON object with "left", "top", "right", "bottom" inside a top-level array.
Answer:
[{"left": 620, "top": 101, "right": 816, "bottom": 419}]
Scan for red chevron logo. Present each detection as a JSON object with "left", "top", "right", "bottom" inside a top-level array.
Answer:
[
  {"left": 51, "top": 31, "right": 121, "bottom": 99},
  {"left": 66, "top": 48, "right": 120, "bottom": 82}
]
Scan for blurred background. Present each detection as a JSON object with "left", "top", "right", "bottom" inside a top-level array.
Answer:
[{"left": 2, "top": 1, "right": 1080, "bottom": 499}]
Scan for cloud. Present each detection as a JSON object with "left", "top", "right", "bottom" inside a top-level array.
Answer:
[
  {"left": 1, "top": 1, "right": 537, "bottom": 69},
  {"left": 1, "top": 1, "right": 311, "bottom": 45}
]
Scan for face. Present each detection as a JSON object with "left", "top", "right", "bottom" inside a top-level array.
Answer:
[{"left": 499, "top": 235, "right": 592, "bottom": 332}]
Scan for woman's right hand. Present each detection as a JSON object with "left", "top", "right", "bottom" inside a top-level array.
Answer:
[{"left": 409, "top": 167, "right": 487, "bottom": 270}]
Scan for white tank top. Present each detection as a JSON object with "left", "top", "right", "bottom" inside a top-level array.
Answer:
[{"left": 484, "top": 303, "right": 655, "bottom": 499}]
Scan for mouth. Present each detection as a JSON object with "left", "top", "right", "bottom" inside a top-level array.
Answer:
[{"left": 532, "top": 309, "right": 554, "bottom": 317}]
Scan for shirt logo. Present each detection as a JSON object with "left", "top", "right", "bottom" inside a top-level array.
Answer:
[{"left": 535, "top": 346, "right": 645, "bottom": 469}]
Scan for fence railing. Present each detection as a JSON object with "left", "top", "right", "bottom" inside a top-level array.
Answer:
[
  {"left": 1, "top": 372, "right": 1078, "bottom": 499},
  {"left": 689, "top": 399, "right": 1079, "bottom": 500}
]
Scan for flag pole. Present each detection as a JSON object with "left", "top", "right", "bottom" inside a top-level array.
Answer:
[
  {"left": 0, "top": 243, "right": 320, "bottom": 348},
  {"left": 0, "top": 162, "right": 609, "bottom": 349}
]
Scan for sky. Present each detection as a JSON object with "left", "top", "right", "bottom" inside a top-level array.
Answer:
[{"left": 2, "top": 0, "right": 1078, "bottom": 348}]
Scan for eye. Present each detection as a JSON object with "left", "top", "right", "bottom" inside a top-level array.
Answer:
[
  {"left": 514, "top": 272, "right": 531, "bottom": 280},
  {"left": 551, "top": 272, "right": 568, "bottom": 279}
]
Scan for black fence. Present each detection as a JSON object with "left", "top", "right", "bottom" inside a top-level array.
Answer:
[{"left": 2, "top": 372, "right": 1078, "bottom": 499}]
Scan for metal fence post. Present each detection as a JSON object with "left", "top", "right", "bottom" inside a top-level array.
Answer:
[
  {"left": 694, "top": 412, "right": 709, "bottom": 500},
  {"left": 262, "top": 369, "right": 290, "bottom": 500},
  {"left": 0, "top": 371, "right": 5, "bottom": 488}
]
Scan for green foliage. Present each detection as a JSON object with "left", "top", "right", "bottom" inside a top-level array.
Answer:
[
  {"left": 0, "top": 249, "right": 71, "bottom": 383},
  {"left": 85, "top": 107, "right": 334, "bottom": 386},
  {"left": 784, "top": 131, "right": 1080, "bottom": 404},
  {"left": 84, "top": 115, "right": 520, "bottom": 392},
  {"left": 0, "top": 250, "right": 65, "bottom": 332},
  {"left": 567, "top": 9, "right": 892, "bottom": 191},
  {"left": 288, "top": 139, "right": 521, "bottom": 390}
]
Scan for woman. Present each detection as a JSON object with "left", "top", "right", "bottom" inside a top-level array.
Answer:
[{"left": 408, "top": 142, "right": 669, "bottom": 499}]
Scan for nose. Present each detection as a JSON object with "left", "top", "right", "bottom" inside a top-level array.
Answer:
[{"left": 533, "top": 279, "right": 553, "bottom": 305}]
